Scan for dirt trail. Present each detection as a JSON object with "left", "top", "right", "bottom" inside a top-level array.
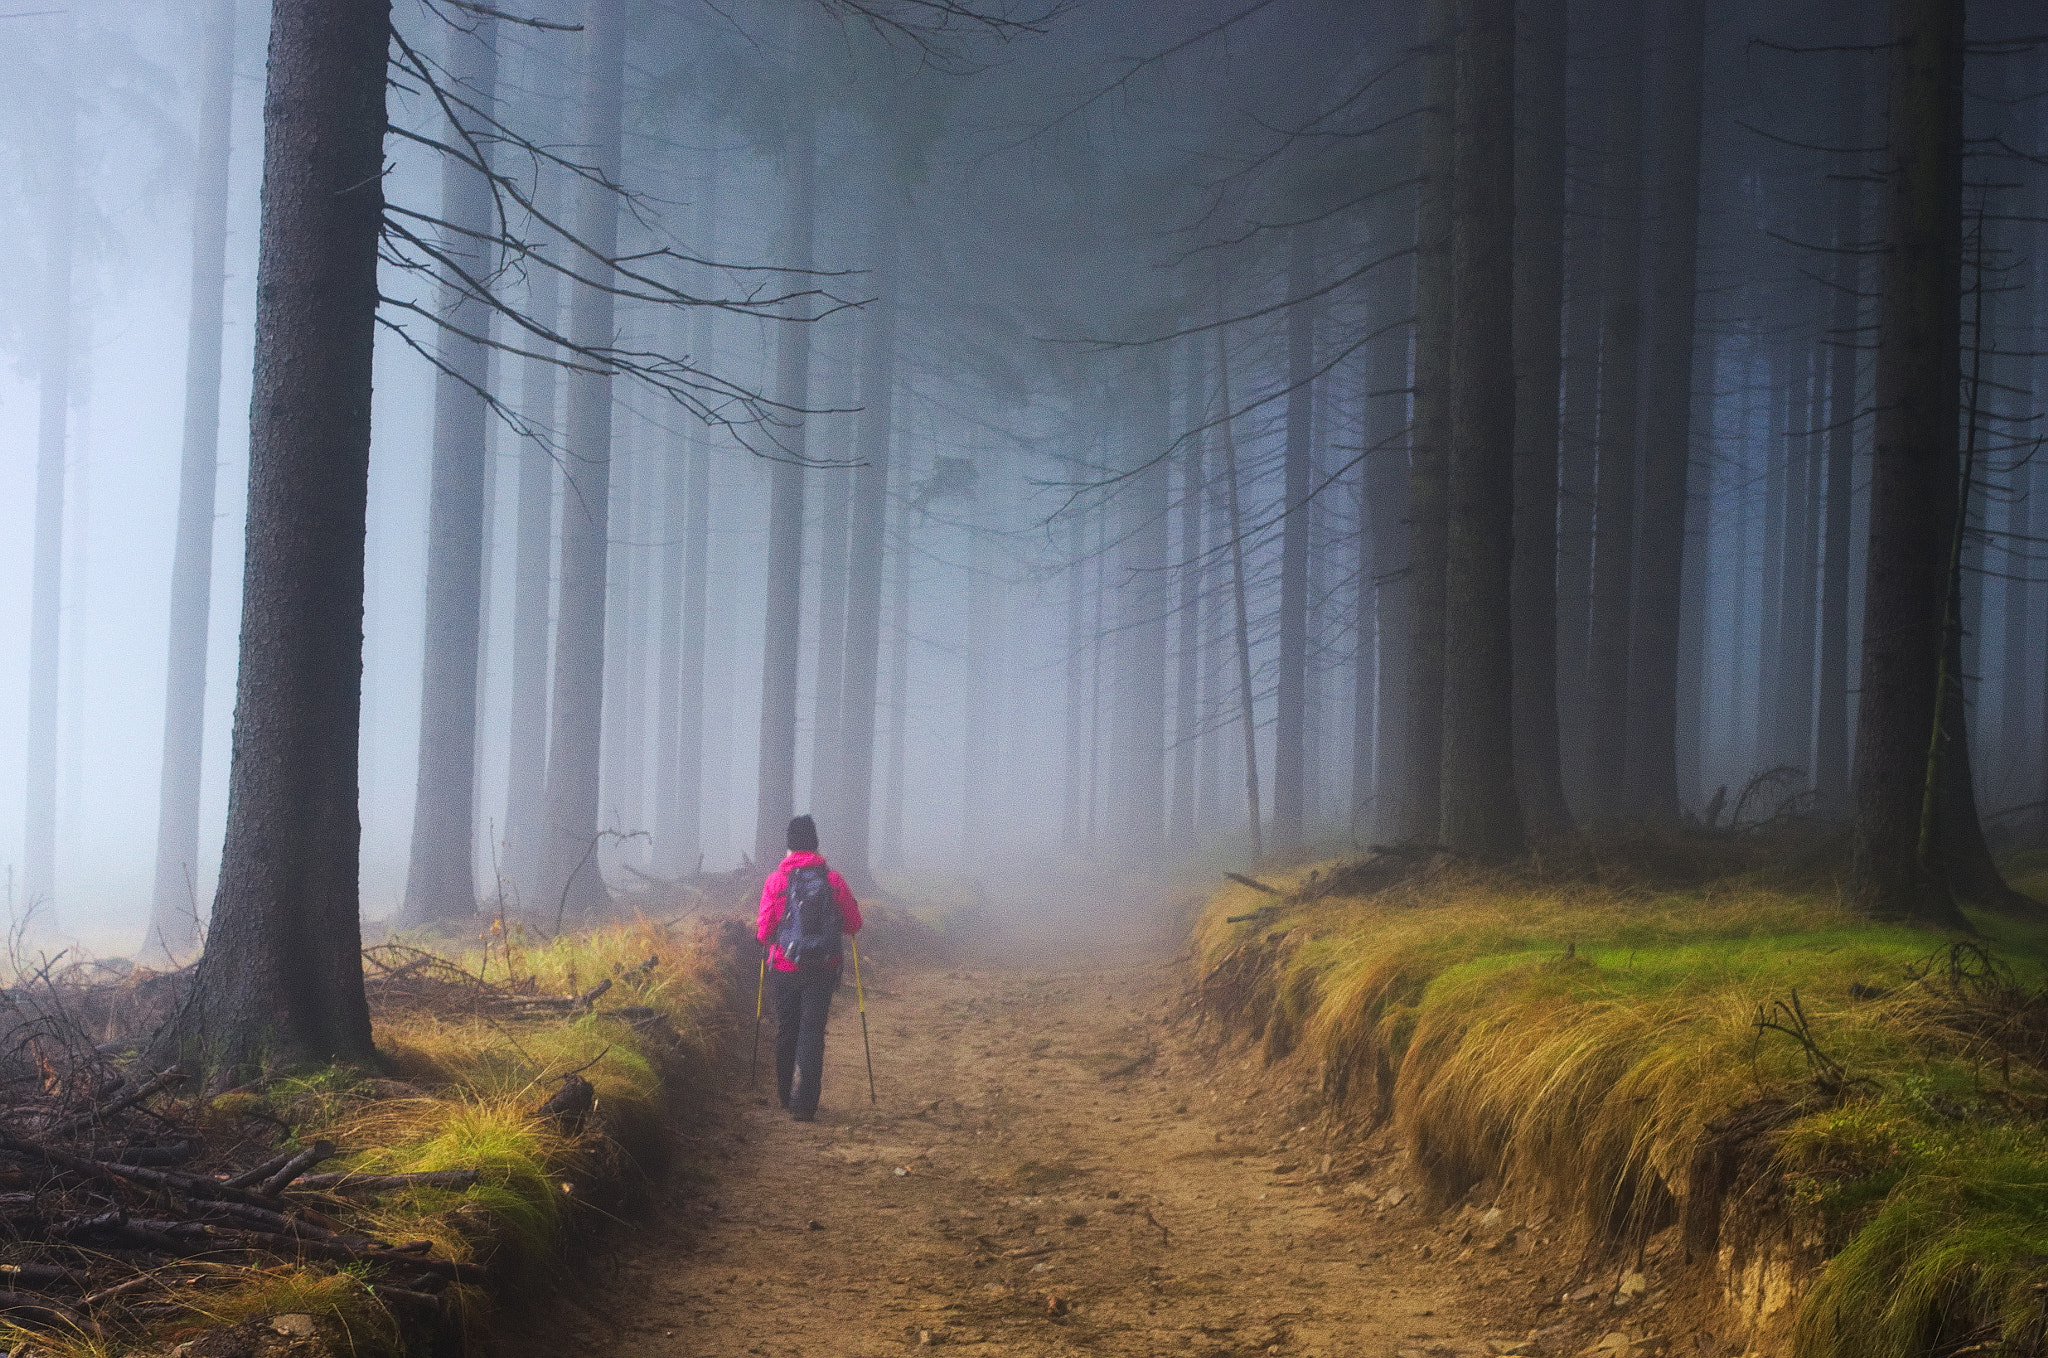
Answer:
[{"left": 502, "top": 937, "right": 1603, "bottom": 1358}]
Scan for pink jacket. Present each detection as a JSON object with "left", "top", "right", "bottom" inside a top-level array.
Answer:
[{"left": 755, "top": 851, "right": 863, "bottom": 971}]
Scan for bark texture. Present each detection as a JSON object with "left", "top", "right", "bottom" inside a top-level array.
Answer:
[
  {"left": 1848, "top": 0, "right": 1970, "bottom": 926},
  {"left": 400, "top": 13, "right": 498, "bottom": 927},
  {"left": 1622, "top": 0, "right": 1705, "bottom": 819},
  {"left": 1272, "top": 227, "right": 1316, "bottom": 851},
  {"left": 146, "top": 0, "right": 236, "bottom": 961},
  {"left": 539, "top": 0, "right": 626, "bottom": 921},
  {"left": 1403, "top": 0, "right": 1456, "bottom": 845},
  {"left": 173, "top": 0, "right": 389, "bottom": 1075},
  {"left": 1439, "top": 0, "right": 1523, "bottom": 862},
  {"left": 1582, "top": 0, "right": 1646, "bottom": 821},
  {"left": 835, "top": 185, "right": 900, "bottom": 890},
  {"left": 1508, "top": 0, "right": 1572, "bottom": 840},
  {"left": 753, "top": 110, "right": 818, "bottom": 868}
]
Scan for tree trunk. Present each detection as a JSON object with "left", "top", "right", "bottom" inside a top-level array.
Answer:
[
  {"left": 1556, "top": 163, "right": 1602, "bottom": 807},
  {"left": 539, "top": 0, "right": 626, "bottom": 922},
  {"left": 1063, "top": 509, "right": 1086, "bottom": 848},
  {"left": 1272, "top": 228, "right": 1316, "bottom": 851},
  {"left": 500, "top": 167, "right": 561, "bottom": 905},
  {"left": 400, "top": 13, "right": 498, "bottom": 928},
  {"left": 880, "top": 455, "right": 913, "bottom": 870},
  {"left": 1113, "top": 359, "right": 1170, "bottom": 857},
  {"left": 1404, "top": 0, "right": 1456, "bottom": 845},
  {"left": 146, "top": 0, "right": 236, "bottom": 961},
  {"left": 601, "top": 421, "right": 648, "bottom": 850},
  {"left": 809, "top": 339, "right": 855, "bottom": 822},
  {"left": 1439, "top": 0, "right": 1522, "bottom": 862},
  {"left": 169, "top": 0, "right": 388, "bottom": 1075},
  {"left": 26, "top": 17, "right": 77, "bottom": 914},
  {"left": 1815, "top": 49, "right": 1865, "bottom": 814},
  {"left": 1622, "top": 0, "right": 1705, "bottom": 819},
  {"left": 752, "top": 109, "right": 817, "bottom": 868},
  {"left": 1172, "top": 339, "right": 1205, "bottom": 849},
  {"left": 1509, "top": 0, "right": 1572, "bottom": 840},
  {"left": 1847, "top": 0, "right": 1970, "bottom": 927},
  {"left": 1215, "top": 319, "right": 1264, "bottom": 861},
  {"left": 1364, "top": 264, "right": 1412, "bottom": 841},
  {"left": 1778, "top": 362, "right": 1818, "bottom": 773},
  {"left": 655, "top": 176, "right": 717, "bottom": 878},
  {"left": 1582, "top": 0, "right": 1646, "bottom": 821}
]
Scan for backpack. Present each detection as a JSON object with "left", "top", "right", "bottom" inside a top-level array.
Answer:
[{"left": 776, "top": 865, "right": 841, "bottom": 969}]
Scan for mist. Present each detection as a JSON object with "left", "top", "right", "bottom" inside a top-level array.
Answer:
[{"left": 0, "top": 0, "right": 2042, "bottom": 958}]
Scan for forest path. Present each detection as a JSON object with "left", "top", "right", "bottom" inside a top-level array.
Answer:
[{"left": 502, "top": 940, "right": 1578, "bottom": 1358}]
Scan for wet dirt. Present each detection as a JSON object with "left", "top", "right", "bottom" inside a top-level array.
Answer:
[{"left": 497, "top": 931, "right": 1684, "bottom": 1358}]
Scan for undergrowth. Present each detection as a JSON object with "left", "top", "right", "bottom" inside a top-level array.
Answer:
[
  {"left": 2, "top": 918, "right": 730, "bottom": 1358},
  {"left": 1194, "top": 854, "right": 2048, "bottom": 1357}
]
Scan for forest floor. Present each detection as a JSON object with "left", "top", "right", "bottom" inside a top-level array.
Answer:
[{"left": 497, "top": 891, "right": 1701, "bottom": 1358}]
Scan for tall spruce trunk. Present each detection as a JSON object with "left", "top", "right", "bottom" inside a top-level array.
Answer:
[
  {"left": 1582, "top": 0, "right": 1646, "bottom": 820},
  {"left": 1364, "top": 264, "right": 1412, "bottom": 840},
  {"left": 1622, "top": 0, "right": 1705, "bottom": 818},
  {"left": 1778, "top": 363, "right": 1817, "bottom": 773},
  {"left": 538, "top": 0, "right": 626, "bottom": 920},
  {"left": 501, "top": 167, "right": 562, "bottom": 904},
  {"left": 834, "top": 185, "right": 898, "bottom": 889},
  {"left": 1509, "top": 0, "right": 1572, "bottom": 839},
  {"left": 171, "top": 0, "right": 388, "bottom": 1075},
  {"left": 809, "top": 333, "right": 855, "bottom": 820},
  {"left": 655, "top": 178, "right": 717, "bottom": 877},
  {"left": 26, "top": 19, "right": 77, "bottom": 913},
  {"left": 146, "top": 0, "right": 236, "bottom": 960},
  {"left": 752, "top": 110, "right": 817, "bottom": 868},
  {"left": 1848, "top": 0, "right": 1970, "bottom": 926},
  {"left": 1816, "top": 49, "right": 1865, "bottom": 814},
  {"left": 1272, "top": 228, "right": 1316, "bottom": 850},
  {"left": 400, "top": 13, "right": 498, "bottom": 927},
  {"left": 1439, "top": 0, "right": 1522, "bottom": 861},
  {"left": 880, "top": 467, "right": 913, "bottom": 868},
  {"left": 1113, "top": 359, "right": 1171, "bottom": 856},
  {"left": 1404, "top": 0, "right": 1457, "bottom": 844},
  {"left": 1215, "top": 307, "right": 1265, "bottom": 859},
  {"left": 1172, "top": 340, "right": 1206, "bottom": 848},
  {"left": 1555, "top": 164, "right": 1603, "bottom": 806}
]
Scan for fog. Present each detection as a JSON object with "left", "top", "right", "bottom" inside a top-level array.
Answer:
[{"left": 0, "top": 0, "right": 2042, "bottom": 953}]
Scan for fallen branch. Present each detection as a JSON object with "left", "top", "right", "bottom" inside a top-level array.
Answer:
[
  {"left": 292, "top": 1169, "right": 480, "bottom": 1193},
  {"left": 1225, "top": 873, "right": 1281, "bottom": 895},
  {"left": 259, "top": 1140, "right": 336, "bottom": 1196},
  {"left": 47, "top": 1068, "right": 184, "bottom": 1137}
]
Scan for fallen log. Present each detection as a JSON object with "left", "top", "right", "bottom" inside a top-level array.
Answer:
[{"left": 1224, "top": 872, "right": 1281, "bottom": 895}]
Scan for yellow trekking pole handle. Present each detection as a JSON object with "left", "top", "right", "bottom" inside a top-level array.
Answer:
[
  {"left": 749, "top": 953, "right": 766, "bottom": 1087},
  {"left": 849, "top": 936, "right": 877, "bottom": 1104}
]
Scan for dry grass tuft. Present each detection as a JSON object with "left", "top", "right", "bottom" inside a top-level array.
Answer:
[{"left": 1193, "top": 852, "right": 2048, "bottom": 1357}]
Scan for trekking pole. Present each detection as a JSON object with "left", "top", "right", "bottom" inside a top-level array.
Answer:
[
  {"left": 749, "top": 952, "right": 766, "bottom": 1087},
  {"left": 849, "top": 936, "right": 877, "bottom": 1104}
]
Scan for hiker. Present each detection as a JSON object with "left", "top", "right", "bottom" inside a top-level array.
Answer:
[{"left": 755, "top": 814, "right": 864, "bottom": 1121}]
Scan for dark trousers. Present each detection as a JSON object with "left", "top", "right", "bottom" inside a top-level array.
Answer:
[{"left": 771, "top": 965, "right": 838, "bottom": 1118}]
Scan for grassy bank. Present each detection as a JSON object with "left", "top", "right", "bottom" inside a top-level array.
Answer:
[
  {"left": 2, "top": 916, "right": 735, "bottom": 1358},
  {"left": 1195, "top": 855, "right": 2048, "bottom": 1357}
]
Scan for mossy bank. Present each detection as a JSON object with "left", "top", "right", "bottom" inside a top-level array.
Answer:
[{"left": 1192, "top": 853, "right": 2048, "bottom": 1357}]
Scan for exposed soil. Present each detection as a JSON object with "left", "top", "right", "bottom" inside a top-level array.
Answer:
[{"left": 499, "top": 897, "right": 1726, "bottom": 1358}]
